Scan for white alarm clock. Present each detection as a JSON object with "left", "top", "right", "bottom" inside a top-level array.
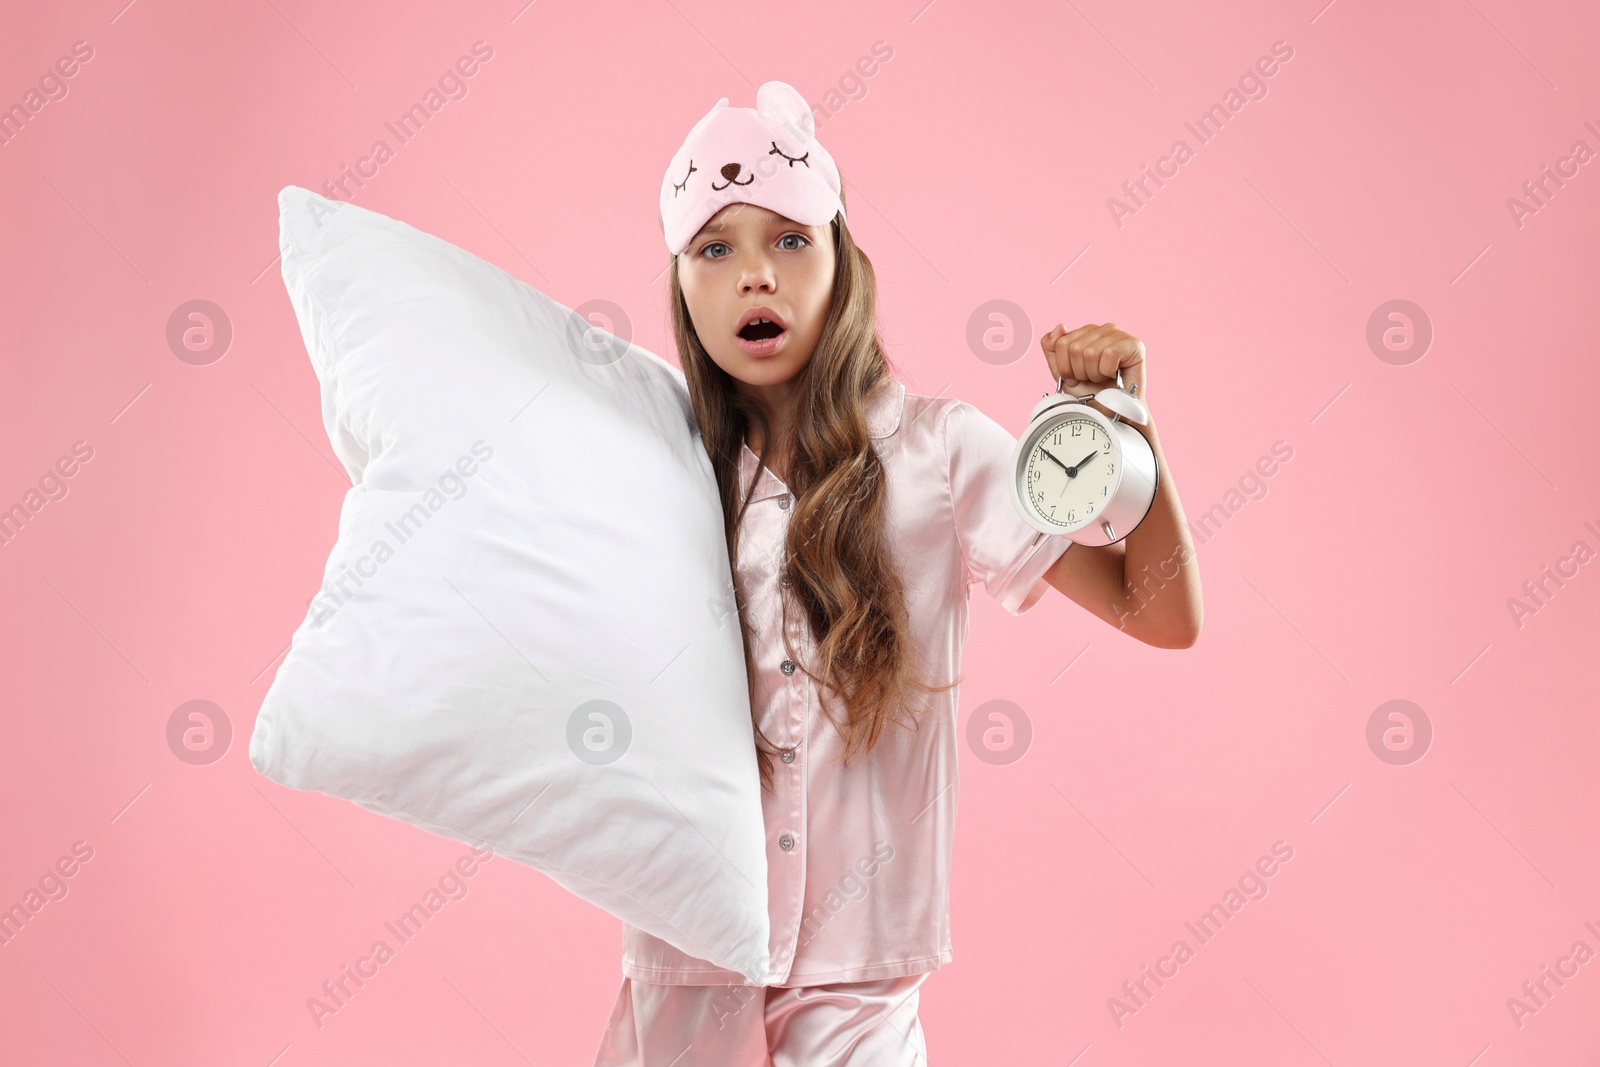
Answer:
[{"left": 1011, "top": 374, "right": 1158, "bottom": 546}]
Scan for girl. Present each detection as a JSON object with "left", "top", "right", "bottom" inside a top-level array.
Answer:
[{"left": 594, "top": 81, "right": 1202, "bottom": 1067}]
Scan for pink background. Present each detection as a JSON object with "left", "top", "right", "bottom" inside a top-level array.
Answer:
[{"left": 3, "top": 0, "right": 1598, "bottom": 1063}]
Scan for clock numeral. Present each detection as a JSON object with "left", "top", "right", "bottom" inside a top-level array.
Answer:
[{"left": 1070, "top": 424, "right": 1082, "bottom": 437}]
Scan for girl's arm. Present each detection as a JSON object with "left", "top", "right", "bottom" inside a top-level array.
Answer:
[
  {"left": 1041, "top": 403, "right": 1202, "bottom": 648},
  {"left": 1034, "top": 322, "right": 1201, "bottom": 649}
]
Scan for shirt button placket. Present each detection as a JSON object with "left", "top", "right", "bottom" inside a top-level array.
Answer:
[
  {"left": 768, "top": 498, "right": 804, "bottom": 980},
  {"left": 785, "top": 584, "right": 808, "bottom": 978}
]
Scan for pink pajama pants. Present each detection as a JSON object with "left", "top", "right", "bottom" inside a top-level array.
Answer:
[{"left": 592, "top": 972, "right": 930, "bottom": 1066}]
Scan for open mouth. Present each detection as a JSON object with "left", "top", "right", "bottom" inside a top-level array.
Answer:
[{"left": 738, "top": 319, "right": 786, "bottom": 341}]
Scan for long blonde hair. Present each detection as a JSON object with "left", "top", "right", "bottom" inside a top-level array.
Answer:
[{"left": 667, "top": 191, "right": 961, "bottom": 792}]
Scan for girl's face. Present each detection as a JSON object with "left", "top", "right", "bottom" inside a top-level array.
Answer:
[{"left": 677, "top": 203, "right": 835, "bottom": 393}]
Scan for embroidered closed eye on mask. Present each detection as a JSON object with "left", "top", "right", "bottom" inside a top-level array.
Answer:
[{"left": 659, "top": 80, "right": 847, "bottom": 257}]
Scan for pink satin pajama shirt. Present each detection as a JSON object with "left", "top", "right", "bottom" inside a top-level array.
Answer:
[{"left": 621, "top": 375, "right": 1075, "bottom": 987}]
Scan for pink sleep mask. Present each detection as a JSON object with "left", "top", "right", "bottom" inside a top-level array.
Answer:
[{"left": 659, "top": 80, "right": 847, "bottom": 257}]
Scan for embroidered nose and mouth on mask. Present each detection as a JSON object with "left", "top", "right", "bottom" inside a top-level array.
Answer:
[{"left": 707, "top": 143, "right": 812, "bottom": 192}]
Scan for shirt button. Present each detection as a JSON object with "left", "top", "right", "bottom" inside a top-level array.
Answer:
[
  {"left": 779, "top": 832, "right": 795, "bottom": 851},
  {"left": 778, "top": 494, "right": 791, "bottom": 509},
  {"left": 780, "top": 573, "right": 792, "bottom": 587},
  {"left": 779, "top": 747, "right": 796, "bottom": 763},
  {"left": 780, "top": 659, "right": 796, "bottom": 675}
]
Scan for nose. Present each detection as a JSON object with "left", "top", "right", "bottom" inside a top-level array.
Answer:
[
  {"left": 736, "top": 238, "right": 777, "bottom": 294},
  {"left": 739, "top": 264, "right": 776, "bottom": 295},
  {"left": 720, "top": 163, "right": 742, "bottom": 181}
]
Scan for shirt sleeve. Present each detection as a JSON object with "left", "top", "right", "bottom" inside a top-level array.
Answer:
[{"left": 943, "top": 399, "right": 1075, "bottom": 616}]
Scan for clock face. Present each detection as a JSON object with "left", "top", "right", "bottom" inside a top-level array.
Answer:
[{"left": 1023, "top": 414, "right": 1118, "bottom": 530}]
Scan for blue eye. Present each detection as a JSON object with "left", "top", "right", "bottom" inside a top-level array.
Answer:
[{"left": 700, "top": 234, "right": 809, "bottom": 259}]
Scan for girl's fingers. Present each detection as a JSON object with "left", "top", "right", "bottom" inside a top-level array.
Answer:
[
  {"left": 1043, "top": 326, "right": 1145, "bottom": 399},
  {"left": 1067, "top": 324, "right": 1117, "bottom": 381},
  {"left": 1044, "top": 325, "right": 1081, "bottom": 384},
  {"left": 1040, "top": 330, "right": 1063, "bottom": 382},
  {"left": 1046, "top": 323, "right": 1146, "bottom": 396},
  {"left": 1059, "top": 323, "right": 1102, "bottom": 353},
  {"left": 1121, "top": 353, "right": 1146, "bottom": 399},
  {"left": 1088, "top": 326, "right": 1123, "bottom": 382},
  {"left": 1098, "top": 339, "right": 1127, "bottom": 381},
  {"left": 1068, "top": 345, "right": 1089, "bottom": 384}
]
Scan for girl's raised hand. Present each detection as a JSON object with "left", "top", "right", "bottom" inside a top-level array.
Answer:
[{"left": 1041, "top": 322, "right": 1147, "bottom": 402}]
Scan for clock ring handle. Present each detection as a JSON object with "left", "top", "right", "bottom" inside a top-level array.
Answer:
[
  {"left": 1055, "top": 369, "right": 1137, "bottom": 395},
  {"left": 1055, "top": 371, "right": 1148, "bottom": 425}
]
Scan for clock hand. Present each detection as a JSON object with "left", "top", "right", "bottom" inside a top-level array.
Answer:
[
  {"left": 1039, "top": 447, "right": 1074, "bottom": 476},
  {"left": 1055, "top": 450, "right": 1103, "bottom": 479}
]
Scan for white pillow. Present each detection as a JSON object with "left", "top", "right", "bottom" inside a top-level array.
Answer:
[{"left": 250, "top": 185, "right": 771, "bottom": 984}]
